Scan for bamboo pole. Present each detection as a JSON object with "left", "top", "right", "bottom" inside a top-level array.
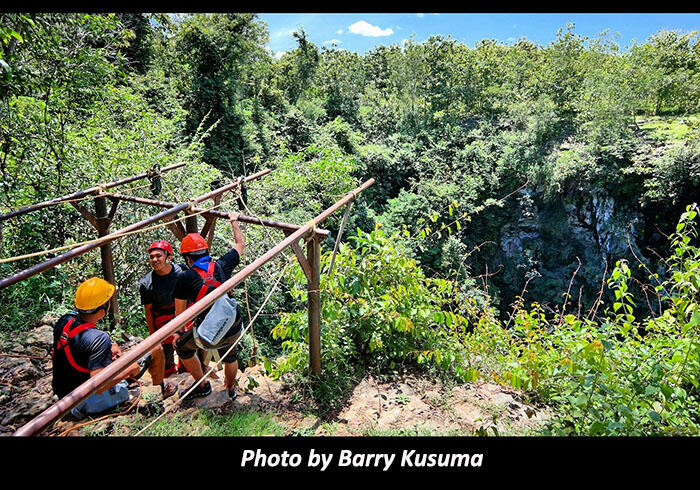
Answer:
[
  {"left": 12, "top": 178, "right": 374, "bottom": 437},
  {"left": 94, "top": 195, "right": 119, "bottom": 328},
  {"left": 0, "top": 203, "right": 191, "bottom": 291},
  {"left": 108, "top": 193, "right": 330, "bottom": 239},
  {"left": 307, "top": 233, "right": 321, "bottom": 375},
  {"left": 0, "top": 171, "right": 269, "bottom": 291},
  {"left": 0, "top": 162, "right": 186, "bottom": 222}
]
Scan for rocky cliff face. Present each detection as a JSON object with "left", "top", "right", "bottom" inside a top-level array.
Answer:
[
  {"left": 0, "top": 316, "right": 56, "bottom": 434},
  {"left": 495, "top": 187, "right": 644, "bottom": 315}
]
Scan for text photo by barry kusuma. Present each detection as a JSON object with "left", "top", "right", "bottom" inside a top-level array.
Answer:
[{"left": 240, "top": 447, "right": 484, "bottom": 471}]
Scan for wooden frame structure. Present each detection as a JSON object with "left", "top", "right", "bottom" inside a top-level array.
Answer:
[{"left": 2, "top": 164, "right": 374, "bottom": 436}]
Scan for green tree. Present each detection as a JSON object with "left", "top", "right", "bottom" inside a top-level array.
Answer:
[
  {"left": 318, "top": 47, "right": 363, "bottom": 124},
  {"left": 275, "top": 28, "right": 320, "bottom": 106},
  {"left": 629, "top": 30, "right": 700, "bottom": 115},
  {"left": 172, "top": 13, "right": 269, "bottom": 173}
]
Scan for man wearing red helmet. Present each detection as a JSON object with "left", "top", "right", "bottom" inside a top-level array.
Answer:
[
  {"left": 172, "top": 211, "right": 245, "bottom": 400},
  {"left": 138, "top": 239, "right": 182, "bottom": 400}
]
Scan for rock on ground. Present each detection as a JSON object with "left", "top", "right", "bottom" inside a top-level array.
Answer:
[{"left": 334, "top": 376, "right": 549, "bottom": 436}]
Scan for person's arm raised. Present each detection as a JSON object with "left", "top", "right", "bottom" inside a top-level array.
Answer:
[{"left": 229, "top": 211, "right": 245, "bottom": 256}]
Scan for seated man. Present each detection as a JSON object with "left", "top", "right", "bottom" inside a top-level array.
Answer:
[
  {"left": 51, "top": 277, "right": 141, "bottom": 419},
  {"left": 138, "top": 239, "right": 182, "bottom": 399},
  {"left": 172, "top": 212, "right": 245, "bottom": 400}
]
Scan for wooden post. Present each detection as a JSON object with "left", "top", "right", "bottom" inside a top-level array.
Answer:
[
  {"left": 307, "top": 232, "right": 321, "bottom": 376},
  {"left": 185, "top": 211, "right": 198, "bottom": 234},
  {"left": 94, "top": 195, "right": 119, "bottom": 328},
  {"left": 201, "top": 194, "right": 222, "bottom": 248}
]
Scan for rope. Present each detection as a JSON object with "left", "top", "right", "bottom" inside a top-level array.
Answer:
[
  {"left": 0, "top": 196, "right": 237, "bottom": 264},
  {"left": 235, "top": 187, "right": 295, "bottom": 283},
  {"left": 159, "top": 170, "right": 184, "bottom": 203},
  {"left": 233, "top": 186, "right": 303, "bottom": 362},
  {"left": 241, "top": 221, "right": 257, "bottom": 360},
  {"left": 134, "top": 257, "right": 291, "bottom": 436},
  {"left": 306, "top": 218, "right": 317, "bottom": 235},
  {"left": 326, "top": 201, "right": 354, "bottom": 276}
]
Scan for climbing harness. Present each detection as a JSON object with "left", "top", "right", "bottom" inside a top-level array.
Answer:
[
  {"left": 52, "top": 317, "right": 96, "bottom": 374},
  {"left": 187, "top": 260, "right": 239, "bottom": 349},
  {"left": 193, "top": 261, "right": 229, "bottom": 303}
]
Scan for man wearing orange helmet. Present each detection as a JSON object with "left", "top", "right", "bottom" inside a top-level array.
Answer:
[
  {"left": 172, "top": 211, "right": 245, "bottom": 400},
  {"left": 51, "top": 277, "right": 141, "bottom": 419},
  {"left": 137, "top": 239, "right": 182, "bottom": 400}
]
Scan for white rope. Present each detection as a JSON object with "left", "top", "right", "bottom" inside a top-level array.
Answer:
[{"left": 326, "top": 200, "right": 354, "bottom": 276}]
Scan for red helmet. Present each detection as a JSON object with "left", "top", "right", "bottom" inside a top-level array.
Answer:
[
  {"left": 148, "top": 240, "right": 173, "bottom": 256},
  {"left": 180, "top": 233, "right": 209, "bottom": 254}
]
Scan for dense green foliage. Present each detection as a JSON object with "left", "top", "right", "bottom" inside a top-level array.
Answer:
[
  {"left": 1, "top": 13, "right": 699, "bottom": 434},
  {"left": 272, "top": 206, "right": 700, "bottom": 433}
]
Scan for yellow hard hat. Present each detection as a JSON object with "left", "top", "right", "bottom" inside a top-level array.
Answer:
[{"left": 74, "top": 277, "right": 115, "bottom": 312}]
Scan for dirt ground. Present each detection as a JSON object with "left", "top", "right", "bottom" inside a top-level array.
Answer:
[{"left": 0, "top": 321, "right": 550, "bottom": 437}]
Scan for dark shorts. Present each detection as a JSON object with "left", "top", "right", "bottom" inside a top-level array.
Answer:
[{"left": 175, "top": 318, "right": 243, "bottom": 364}]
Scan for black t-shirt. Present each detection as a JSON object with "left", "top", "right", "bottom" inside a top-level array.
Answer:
[
  {"left": 52, "top": 313, "right": 113, "bottom": 399},
  {"left": 174, "top": 249, "right": 240, "bottom": 324},
  {"left": 139, "top": 263, "right": 185, "bottom": 316}
]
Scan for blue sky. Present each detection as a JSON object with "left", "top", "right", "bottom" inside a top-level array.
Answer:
[{"left": 258, "top": 13, "right": 700, "bottom": 57}]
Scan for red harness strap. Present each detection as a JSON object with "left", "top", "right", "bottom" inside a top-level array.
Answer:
[
  {"left": 52, "top": 317, "right": 95, "bottom": 374},
  {"left": 182, "top": 262, "right": 223, "bottom": 332},
  {"left": 194, "top": 261, "right": 221, "bottom": 303},
  {"left": 154, "top": 312, "right": 176, "bottom": 343},
  {"left": 152, "top": 304, "right": 176, "bottom": 343}
]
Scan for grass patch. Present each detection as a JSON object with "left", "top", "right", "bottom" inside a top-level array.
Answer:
[
  {"left": 99, "top": 408, "right": 289, "bottom": 436},
  {"left": 638, "top": 114, "right": 700, "bottom": 142},
  {"left": 361, "top": 425, "right": 469, "bottom": 436}
]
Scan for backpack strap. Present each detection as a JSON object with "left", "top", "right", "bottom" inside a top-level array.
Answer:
[{"left": 52, "top": 317, "right": 96, "bottom": 374}]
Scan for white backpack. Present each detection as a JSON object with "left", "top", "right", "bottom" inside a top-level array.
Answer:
[{"left": 193, "top": 295, "right": 239, "bottom": 349}]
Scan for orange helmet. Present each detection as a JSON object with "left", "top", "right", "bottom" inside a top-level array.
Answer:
[{"left": 180, "top": 233, "right": 209, "bottom": 254}]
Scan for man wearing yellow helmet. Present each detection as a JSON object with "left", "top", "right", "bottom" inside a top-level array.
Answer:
[{"left": 51, "top": 277, "right": 140, "bottom": 419}]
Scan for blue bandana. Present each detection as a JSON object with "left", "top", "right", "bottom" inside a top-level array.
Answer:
[{"left": 192, "top": 255, "right": 212, "bottom": 271}]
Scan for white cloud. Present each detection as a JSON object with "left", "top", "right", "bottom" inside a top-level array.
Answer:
[
  {"left": 271, "top": 28, "right": 295, "bottom": 40},
  {"left": 323, "top": 39, "right": 342, "bottom": 45},
  {"left": 416, "top": 13, "right": 424, "bottom": 18},
  {"left": 337, "top": 29, "right": 343, "bottom": 34},
  {"left": 274, "top": 51, "right": 285, "bottom": 59},
  {"left": 348, "top": 20, "right": 394, "bottom": 37}
]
